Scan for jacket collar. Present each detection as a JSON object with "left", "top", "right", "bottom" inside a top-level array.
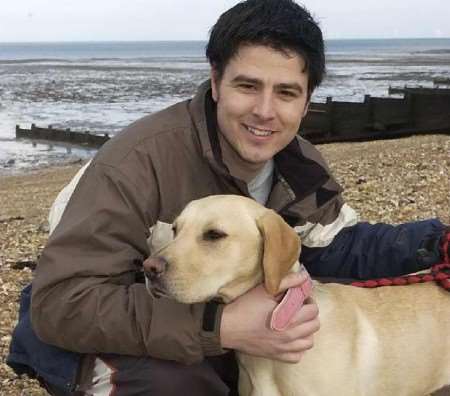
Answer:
[
  {"left": 189, "top": 80, "right": 223, "bottom": 171},
  {"left": 274, "top": 138, "right": 330, "bottom": 202},
  {"left": 189, "top": 80, "right": 250, "bottom": 195}
]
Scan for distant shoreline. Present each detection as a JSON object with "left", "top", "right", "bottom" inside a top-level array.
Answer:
[{"left": 1, "top": 37, "right": 450, "bottom": 44}]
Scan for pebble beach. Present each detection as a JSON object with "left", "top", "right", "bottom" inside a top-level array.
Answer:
[{"left": 0, "top": 134, "right": 449, "bottom": 395}]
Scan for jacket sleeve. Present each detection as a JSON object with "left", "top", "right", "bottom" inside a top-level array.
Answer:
[
  {"left": 301, "top": 212, "right": 446, "bottom": 279},
  {"left": 31, "top": 160, "right": 220, "bottom": 365}
]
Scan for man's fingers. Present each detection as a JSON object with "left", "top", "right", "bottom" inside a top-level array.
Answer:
[
  {"left": 276, "top": 269, "right": 310, "bottom": 293},
  {"left": 275, "top": 299, "right": 320, "bottom": 342},
  {"left": 275, "top": 336, "right": 316, "bottom": 363},
  {"left": 286, "top": 335, "right": 315, "bottom": 352},
  {"left": 288, "top": 299, "right": 319, "bottom": 324},
  {"left": 284, "top": 317, "right": 320, "bottom": 339},
  {"left": 276, "top": 334, "right": 315, "bottom": 360},
  {"left": 277, "top": 352, "right": 305, "bottom": 364}
]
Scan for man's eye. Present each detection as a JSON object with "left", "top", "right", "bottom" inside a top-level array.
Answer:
[
  {"left": 203, "top": 229, "right": 227, "bottom": 241},
  {"left": 280, "top": 90, "right": 297, "bottom": 98},
  {"left": 238, "top": 83, "right": 256, "bottom": 91}
]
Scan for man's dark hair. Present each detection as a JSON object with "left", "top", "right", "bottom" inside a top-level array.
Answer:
[{"left": 206, "top": 0, "right": 325, "bottom": 98}]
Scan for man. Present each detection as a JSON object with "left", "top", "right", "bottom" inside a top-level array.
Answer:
[{"left": 8, "top": 0, "right": 449, "bottom": 394}]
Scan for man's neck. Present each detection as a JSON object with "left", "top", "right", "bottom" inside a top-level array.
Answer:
[{"left": 218, "top": 132, "right": 267, "bottom": 183}]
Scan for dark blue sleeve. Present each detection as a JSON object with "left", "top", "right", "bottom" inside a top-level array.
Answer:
[{"left": 301, "top": 219, "right": 445, "bottom": 280}]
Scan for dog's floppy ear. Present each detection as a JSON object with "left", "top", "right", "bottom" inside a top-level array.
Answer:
[{"left": 256, "top": 210, "right": 301, "bottom": 296}]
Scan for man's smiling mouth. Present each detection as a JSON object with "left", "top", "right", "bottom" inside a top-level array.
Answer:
[{"left": 245, "top": 125, "right": 274, "bottom": 137}]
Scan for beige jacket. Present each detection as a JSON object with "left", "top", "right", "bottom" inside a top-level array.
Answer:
[{"left": 31, "top": 81, "right": 356, "bottom": 364}]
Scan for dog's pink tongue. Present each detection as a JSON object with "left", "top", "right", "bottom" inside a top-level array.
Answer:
[{"left": 270, "top": 278, "right": 313, "bottom": 331}]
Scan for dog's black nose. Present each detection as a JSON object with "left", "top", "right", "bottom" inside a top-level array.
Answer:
[{"left": 143, "top": 256, "right": 168, "bottom": 280}]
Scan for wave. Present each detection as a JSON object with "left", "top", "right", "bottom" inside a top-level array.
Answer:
[
  {"left": 414, "top": 49, "right": 450, "bottom": 54},
  {"left": 88, "top": 56, "right": 206, "bottom": 62},
  {"left": 327, "top": 57, "right": 450, "bottom": 66},
  {"left": 0, "top": 56, "right": 206, "bottom": 65},
  {"left": 0, "top": 58, "right": 73, "bottom": 64}
]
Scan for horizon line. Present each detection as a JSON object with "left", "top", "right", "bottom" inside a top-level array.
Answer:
[{"left": 1, "top": 37, "right": 450, "bottom": 44}]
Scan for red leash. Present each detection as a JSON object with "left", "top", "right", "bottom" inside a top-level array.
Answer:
[
  {"left": 351, "top": 262, "right": 450, "bottom": 290},
  {"left": 351, "top": 229, "right": 450, "bottom": 290}
]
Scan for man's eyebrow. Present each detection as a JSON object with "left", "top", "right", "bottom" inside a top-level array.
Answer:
[
  {"left": 277, "top": 82, "right": 304, "bottom": 93},
  {"left": 231, "top": 75, "right": 304, "bottom": 93},
  {"left": 231, "top": 75, "right": 262, "bottom": 85}
]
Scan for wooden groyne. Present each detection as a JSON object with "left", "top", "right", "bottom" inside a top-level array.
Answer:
[
  {"left": 388, "top": 86, "right": 450, "bottom": 96},
  {"left": 434, "top": 77, "right": 450, "bottom": 87},
  {"left": 15, "top": 124, "right": 110, "bottom": 148},
  {"left": 15, "top": 87, "right": 450, "bottom": 147},
  {"left": 301, "top": 87, "right": 450, "bottom": 143}
]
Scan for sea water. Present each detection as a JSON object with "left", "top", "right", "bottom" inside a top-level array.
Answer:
[{"left": 1, "top": 39, "right": 449, "bottom": 172}]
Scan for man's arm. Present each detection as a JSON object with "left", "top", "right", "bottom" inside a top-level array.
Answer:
[
  {"left": 31, "top": 161, "right": 219, "bottom": 364},
  {"left": 299, "top": 199, "right": 446, "bottom": 279}
]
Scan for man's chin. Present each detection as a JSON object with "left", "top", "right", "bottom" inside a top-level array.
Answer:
[{"left": 239, "top": 150, "right": 275, "bottom": 165}]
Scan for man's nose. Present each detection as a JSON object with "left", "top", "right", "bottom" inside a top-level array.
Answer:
[
  {"left": 252, "top": 92, "right": 276, "bottom": 121},
  {"left": 143, "top": 256, "right": 168, "bottom": 281}
]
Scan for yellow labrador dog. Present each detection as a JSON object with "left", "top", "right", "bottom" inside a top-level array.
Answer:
[{"left": 144, "top": 195, "right": 450, "bottom": 396}]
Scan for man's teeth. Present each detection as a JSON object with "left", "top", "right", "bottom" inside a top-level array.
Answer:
[{"left": 246, "top": 126, "right": 273, "bottom": 137}]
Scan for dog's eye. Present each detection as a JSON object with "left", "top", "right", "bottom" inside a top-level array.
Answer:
[
  {"left": 203, "top": 229, "right": 227, "bottom": 241},
  {"left": 172, "top": 225, "right": 177, "bottom": 235}
]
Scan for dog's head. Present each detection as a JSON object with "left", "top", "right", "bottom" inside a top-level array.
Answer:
[{"left": 143, "top": 195, "right": 300, "bottom": 303}]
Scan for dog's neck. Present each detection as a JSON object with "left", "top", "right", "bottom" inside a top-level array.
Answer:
[
  {"left": 217, "top": 270, "right": 264, "bottom": 303},
  {"left": 217, "top": 261, "right": 304, "bottom": 303}
]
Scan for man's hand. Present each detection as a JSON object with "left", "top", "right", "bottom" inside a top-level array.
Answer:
[{"left": 220, "top": 271, "right": 320, "bottom": 363}]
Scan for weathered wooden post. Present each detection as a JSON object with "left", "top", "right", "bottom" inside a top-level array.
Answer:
[
  {"left": 365, "top": 94, "right": 373, "bottom": 131},
  {"left": 326, "top": 97, "right": 334, "bottom": 137},
  {"left": 405, "top": 92, "right": 415, "bottom": 129}
]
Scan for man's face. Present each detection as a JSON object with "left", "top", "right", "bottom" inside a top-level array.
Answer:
[{"left": 211, "top": 45, "right": 310, "bottom": 167}]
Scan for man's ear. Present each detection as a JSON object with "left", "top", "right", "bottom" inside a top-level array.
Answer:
[
  {"left": 210, "top": 67, "right": 220, "bottom": 102},
  {"left": 256, "top": 210, "right": 301, "bottom": 296}
]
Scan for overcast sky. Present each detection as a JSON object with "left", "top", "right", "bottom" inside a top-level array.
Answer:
[{"left": 1, "top": 0, "right": 449, "bottom": 42}]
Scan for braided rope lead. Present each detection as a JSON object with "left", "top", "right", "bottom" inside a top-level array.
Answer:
[
  {"left": 351, "top": 263, "right": 450, "bottom": 290},
  {"left": 442, "top": 228, "right": 450, "bottom": 264},
  {"left": 351, "top": 228, "right": 450, "bottom": 290}
]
